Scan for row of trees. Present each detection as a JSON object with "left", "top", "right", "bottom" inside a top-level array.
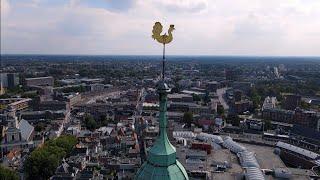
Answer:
[
  {"left": 62, "top": 85, "right": 86, "bottom": 93},
  {"left": 182, "top": 112, "right": 273, "bottom": 131},
  {"left": 84, "top": 114, "right": 113, "bottom": 131},
  {"left": 226, "top": 114, "right": 272, "bottom": 130},
  {"left": 0, "top": 166, "right": 19, "bottom": 180},
  {"left": 249, "top": 81, "right": 320, "bottom": 112},
  {"left": 24, "top": 135, "right": 77, "bottom": 180}
]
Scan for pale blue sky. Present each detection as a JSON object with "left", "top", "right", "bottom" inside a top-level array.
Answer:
[{"left": 1, "top": 0, "right": 320, "bottom": 56}]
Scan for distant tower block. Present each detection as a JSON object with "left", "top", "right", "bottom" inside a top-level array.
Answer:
[{"left": 0, "top": 74, "right": 5, "bottom": 95}]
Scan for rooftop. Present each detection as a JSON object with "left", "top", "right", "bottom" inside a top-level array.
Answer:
[{"left": 276, "top": 141, "right": 320, "bottom": 160}]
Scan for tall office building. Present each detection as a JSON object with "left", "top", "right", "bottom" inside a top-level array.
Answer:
[
  {"left": 0, "top": 73, "right": 19, "bottom": 89},
  {"left": 274, "top": 67, "right": 280, "bottom": 78},
  {"left": 0, "top": 76, "right": 4, "bottom": 95},
  {"left": 0, "top": 73, "right": 8, "bottom": 87},
  {"left": 0, "top": 73, "right": 6, "bottom": 95},
  {"left": 7, "top": 73, "right": 19, "bottom": 88}
]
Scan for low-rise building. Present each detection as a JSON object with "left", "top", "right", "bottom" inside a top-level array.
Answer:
[
  {"left": 262, "top": 108, "right": 320, "bottom": 130},
  {"left": 25, "top": 76, "right": 54, "bottom": 87},
  {"left": 276, "top": 141, "right": 320, "bottom": 169},
  {"left": 168, "top": 93, "right": 193, "bottom": 102},
  {"left": 262, "top": 96, "right": 277, "bottom": 110},
  {"left": 232, "top": 100, "right": 253, "bottom": 114}
]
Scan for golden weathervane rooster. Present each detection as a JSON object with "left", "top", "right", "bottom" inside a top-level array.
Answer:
[
  {"left": 151, "top": 22, "right": 175, "bottom": 79},
  {"left": 152, "top": 22, "right": 175, "bottom": 44}
]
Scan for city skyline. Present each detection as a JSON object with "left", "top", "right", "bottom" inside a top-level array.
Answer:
[
  {"left": 1, "top": 57, "right": 320, "bottom": 179},
  {"left": 1, "top": 1, "right": 320, "bottom": 179},
  {"left": 1, "top": 0, "right": 320, "bottom": 56}
]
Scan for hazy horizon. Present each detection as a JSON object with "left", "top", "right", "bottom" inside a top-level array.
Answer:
[{"left": 1, "top": 54, "right": 320, "bottom": 58}]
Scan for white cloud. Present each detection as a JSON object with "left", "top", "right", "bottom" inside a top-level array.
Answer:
[
  {"left": 153, "top": 0, "right": 208, "bottom": 13},
  {"left": 1, "top": 0, "right": 10, "bottom": 16},
  {"left": 1, "top": 0, "right": 320, "bottom": 56}
]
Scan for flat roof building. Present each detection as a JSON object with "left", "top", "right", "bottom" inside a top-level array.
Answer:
[{"left": 25, "top": 76, "right": 54, "bottom": 87}]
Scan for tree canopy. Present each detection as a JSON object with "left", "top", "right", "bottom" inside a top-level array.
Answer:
[
  {"left": 84, "top": 114, "right": 98, "bottom": 131},
  {"left": 263, "top": 119, "right": 272, "bottom": 131},
  {"left": 226, "top": 114, "right": 240, "bottom": 127},
  {"left": 183, "top": 112, "right": 193, "bottom": 127},
  {"left": 0, "top": 166, "right": 19, "bottom": 180},
  {"left": 24, "top": 135, "right": 77, "bottom": 180},
  {"left": 217, "top": 105, "right": 225, "bottom": 116},
  {"left": 192, "top": 93, "right": 201, "bottom": 102}
]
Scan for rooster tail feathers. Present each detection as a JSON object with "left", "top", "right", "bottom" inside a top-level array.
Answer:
[{"left": 152, "top": 22, "right": 163, "bottom": 36}]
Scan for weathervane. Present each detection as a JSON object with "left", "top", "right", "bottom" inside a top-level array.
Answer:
[{"left": 152, "top": 22, "right": 175, "bottom": 80}]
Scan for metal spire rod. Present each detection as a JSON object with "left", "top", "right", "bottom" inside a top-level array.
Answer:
[
  {"left": 162, "top": 43, "right": 165, "bottom": 80},
  {"left": 0, "top": 54, "right": 3, "bottom": 94}
]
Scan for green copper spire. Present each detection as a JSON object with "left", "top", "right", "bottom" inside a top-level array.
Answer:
[
  {"left": 135, "top": 22, "right": 188, "bottom": 180},
  {"left": 135, "top": 81, "right": 189, "bottom": 180}
]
